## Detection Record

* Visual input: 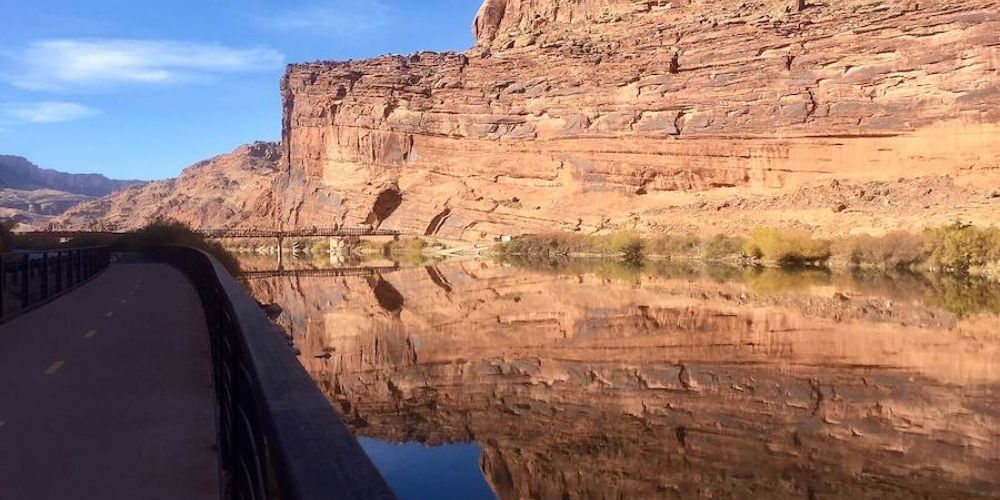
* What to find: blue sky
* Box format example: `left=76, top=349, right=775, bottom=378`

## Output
left=0, top=0, right=480, bottom=180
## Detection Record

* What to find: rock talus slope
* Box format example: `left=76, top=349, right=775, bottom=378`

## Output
left=275, top=0, right=1000, bottom=240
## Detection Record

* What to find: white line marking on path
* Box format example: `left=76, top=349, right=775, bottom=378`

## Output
left=45, top=361, right=65, bottom=375
left=84, top=330, right=97, bottom=339
left=120, top=299, right=127, bottom=305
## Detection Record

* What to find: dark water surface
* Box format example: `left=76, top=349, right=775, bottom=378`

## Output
left=240, top=256, right=1000, bottom=499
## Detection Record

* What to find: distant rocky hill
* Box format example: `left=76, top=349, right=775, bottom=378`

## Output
left=0, top=155, right=144, bottom=225
left=53, top=142, right=281, bottom=231
left=0, top=155, right=141, bottom=197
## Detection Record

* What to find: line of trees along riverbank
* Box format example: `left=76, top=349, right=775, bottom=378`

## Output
left=495, top=222, right=1000, bottom=278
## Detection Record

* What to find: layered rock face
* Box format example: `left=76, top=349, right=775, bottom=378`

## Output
left=0, top=155, right=141, bottom=197
left=0, top=155, right=144, bottom=225
left=245, top=263, right=1000, bottom=499
left=276, top=0, right=1000, bottom=240
left=54, top=142, right=280, bottom=230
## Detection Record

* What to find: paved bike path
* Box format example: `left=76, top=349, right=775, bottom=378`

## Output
left=0, top=259, right=218, bottom=500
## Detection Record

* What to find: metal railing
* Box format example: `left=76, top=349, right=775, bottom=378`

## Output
left=151, top=246, right=395, bottom=500
left=0, top=247, right=111, bottom=322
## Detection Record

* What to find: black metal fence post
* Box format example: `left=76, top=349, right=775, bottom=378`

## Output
left=0, top=254, right=5, bottom=317
left=1, top=247, right=112, bottom=323
left=70, top=250, right=77, bottom=287
left=54, top=251, right=63, bottom=295
left=20, top=254, right=29, bottom=308
left=40, top=253, right=49, bottom=301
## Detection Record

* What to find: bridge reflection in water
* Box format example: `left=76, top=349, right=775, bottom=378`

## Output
left=243, top=260, right=1000, bottom=499
left=240, top=265, right=402, bottom=281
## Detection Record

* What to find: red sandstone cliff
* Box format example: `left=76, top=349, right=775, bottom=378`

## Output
left=54, top=0, right=1000, bottom=238
left=54, top=142, right=280, bottom=230
left=274, top=0, right=1000, bottom=240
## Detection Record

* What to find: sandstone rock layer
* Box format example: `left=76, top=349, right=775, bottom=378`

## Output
left=276, top=0, right=1000, bottom=240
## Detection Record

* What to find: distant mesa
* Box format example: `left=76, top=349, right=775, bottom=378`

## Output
left=0, top=155, right=145, bottom=226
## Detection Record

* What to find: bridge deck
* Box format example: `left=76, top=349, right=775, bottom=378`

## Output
left=0, top=257, right=218, bottom=500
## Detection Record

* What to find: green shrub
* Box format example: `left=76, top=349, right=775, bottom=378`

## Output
left=835, top=231, right=926, bottom=270
left=922, top=222, right=1000, bottom=273
left=597, top=230, right=644, bottom=263
left=497, top=231, right=643, bottom=262
left=386, top=237, right=428, bottom=256
left=703, top=234, right=746, bottom=260
left=119, top=219, right=241, bottom=275
left=743, top=227, right=831, bottom=266
left=647, top=233, right=701, bottom=257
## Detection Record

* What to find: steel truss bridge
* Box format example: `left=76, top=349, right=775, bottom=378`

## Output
left=20, top=227, right=402, bottom=240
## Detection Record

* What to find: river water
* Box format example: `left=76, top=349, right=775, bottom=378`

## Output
left=238, top=255, right=1000, bottom=499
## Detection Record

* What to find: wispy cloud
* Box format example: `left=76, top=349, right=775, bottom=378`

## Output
left=9, top=39, right=285, bottom=91
left=263, top=1, right=396, bottom=36
left=2, top=101, right=100, bottom=124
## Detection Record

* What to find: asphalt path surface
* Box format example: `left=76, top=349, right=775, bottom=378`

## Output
left=0, top=258, right=218, bottom=499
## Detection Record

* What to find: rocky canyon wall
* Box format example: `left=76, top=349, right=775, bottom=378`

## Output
left=54, top=142, right=280, bottom=230
left=276, top=0, right=1000, bottom=240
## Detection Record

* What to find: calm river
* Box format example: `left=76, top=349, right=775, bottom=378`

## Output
left=238, top=255, right=999, bottom=499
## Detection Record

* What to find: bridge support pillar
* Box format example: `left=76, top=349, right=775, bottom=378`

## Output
left=277, top=236, right=284, bottom=271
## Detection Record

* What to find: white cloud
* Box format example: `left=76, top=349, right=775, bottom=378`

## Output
left=3, top=101, right=100, bottom=124
left=265, top=1, right=396, bottom=35
left=10, top=39, right=285, bottom=91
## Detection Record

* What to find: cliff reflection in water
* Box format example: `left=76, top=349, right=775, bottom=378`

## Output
left=242, top=259, right=1000, bottom=499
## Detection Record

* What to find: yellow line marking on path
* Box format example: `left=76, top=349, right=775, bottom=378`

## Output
left=45, top=361, right=66, bottom=375
left=84, top=330, right=97, bottom=339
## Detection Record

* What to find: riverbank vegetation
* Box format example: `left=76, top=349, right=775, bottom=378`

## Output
left=0, top=219, right=241, bottom=274
left=116, top=220, right=242, bottom=274
left=495, top=222, right=1000, bottom=278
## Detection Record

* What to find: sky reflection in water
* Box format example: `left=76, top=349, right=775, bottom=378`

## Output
left=359, top=438, right=496, bottom=500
